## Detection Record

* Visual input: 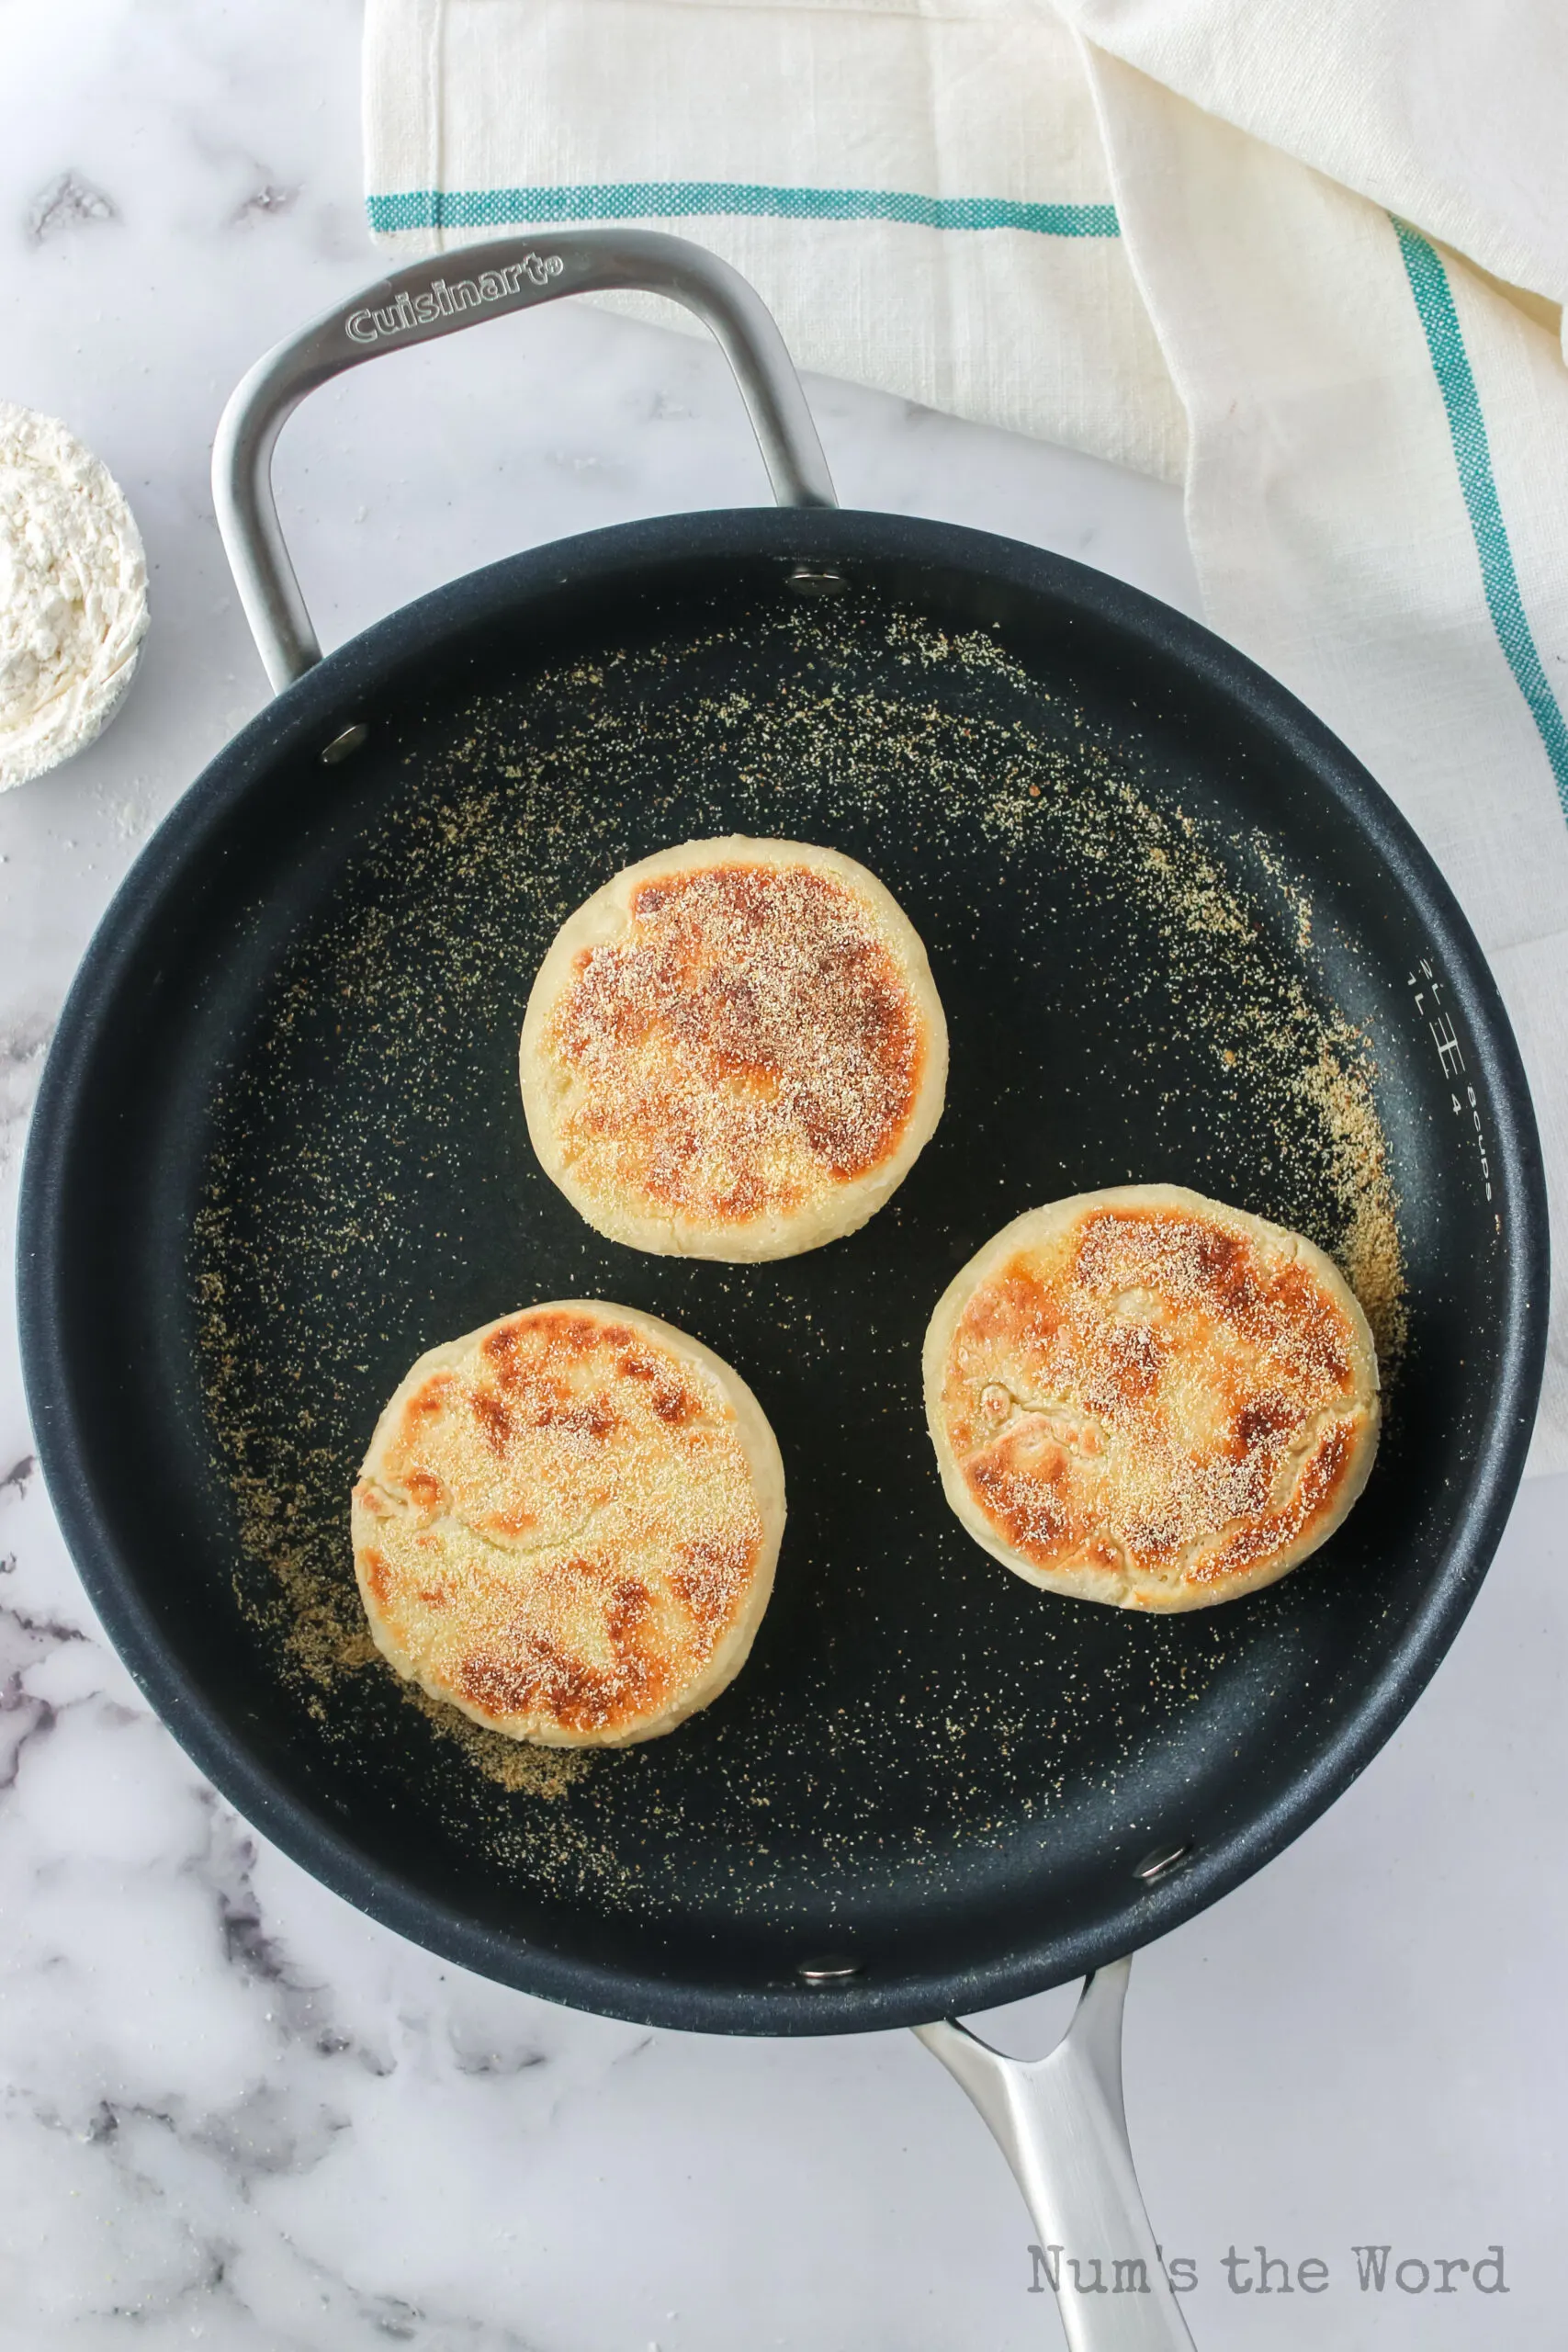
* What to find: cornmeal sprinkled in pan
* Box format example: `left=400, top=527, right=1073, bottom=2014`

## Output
left=191, top=591, right=1404, bottom=1915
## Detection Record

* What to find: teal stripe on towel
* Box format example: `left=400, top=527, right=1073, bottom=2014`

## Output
left=366, top=183, right=1120, bottom=237
left=1392, top=216, right=1568, bottom=817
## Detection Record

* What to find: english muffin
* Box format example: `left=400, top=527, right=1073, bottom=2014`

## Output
left=924, top=1185, right=1380, bottom=1611
left=352, top=1303, right=784, bottom=1745
left=520, top=837, right=947, bottom=1260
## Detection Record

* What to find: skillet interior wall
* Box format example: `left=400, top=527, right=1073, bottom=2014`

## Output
left=52, top=537, right=1513, bottom=2019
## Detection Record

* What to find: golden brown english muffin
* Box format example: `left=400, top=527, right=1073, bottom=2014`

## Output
left=352, top=1303, right=784, bottom=1745
left=924, top=1184, right=1380, bottom=1611
left=519, top=837, right=947, bottom=1260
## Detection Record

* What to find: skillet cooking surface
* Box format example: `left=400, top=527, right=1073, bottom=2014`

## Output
left=21, top=514, right=1545, bottom=2030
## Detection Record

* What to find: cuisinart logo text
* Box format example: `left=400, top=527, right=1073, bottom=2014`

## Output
left=345, top=254, right=565, bottom=345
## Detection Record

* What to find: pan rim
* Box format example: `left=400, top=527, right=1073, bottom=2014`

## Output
left=17, top=505, right=1551, bottom=2033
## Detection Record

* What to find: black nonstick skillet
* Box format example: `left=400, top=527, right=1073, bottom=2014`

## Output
left=17, top=232, right=1547, bottom=2351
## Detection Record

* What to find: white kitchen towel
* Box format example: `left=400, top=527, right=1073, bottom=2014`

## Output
left=363, top=0, right=1568, bottom=1474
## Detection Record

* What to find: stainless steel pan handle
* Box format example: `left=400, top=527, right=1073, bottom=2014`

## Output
left=917, top=1960, right=1195, bottom=2350
left=212, top=229, right=838, bottom=693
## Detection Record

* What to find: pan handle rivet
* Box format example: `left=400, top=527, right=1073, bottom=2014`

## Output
left=321, top=721, right=369, bottom=765
left=785, top=563, right=847, bottom=598
left=1134, top=1841, right=1193, bottom=1884
left=795, top=1953, right=863, bottom=1985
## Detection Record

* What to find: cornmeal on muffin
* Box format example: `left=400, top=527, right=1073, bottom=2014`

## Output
left=519, top=837, right=947, bottom=1260
left=353, top=1302, right=784, bottom=1745
left=924, top=1184, right=1379, bottom=1611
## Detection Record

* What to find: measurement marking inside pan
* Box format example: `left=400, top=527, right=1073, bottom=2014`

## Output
left=191, top=593, right=1408, bottom=1924
left=1408, top=956, right=1497, bottom=1214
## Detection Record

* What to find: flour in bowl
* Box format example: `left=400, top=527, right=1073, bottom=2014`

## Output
left=0, top=402, right=149, bottom=792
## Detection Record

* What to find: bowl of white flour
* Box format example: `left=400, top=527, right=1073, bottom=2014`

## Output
left=0, top=401, right=150, bottom=793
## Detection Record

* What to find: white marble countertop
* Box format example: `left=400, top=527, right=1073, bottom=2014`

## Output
left=3, top=7, right=1565, bottom=2347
